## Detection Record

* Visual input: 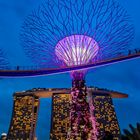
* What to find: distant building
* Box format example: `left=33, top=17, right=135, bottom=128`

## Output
left=7, top=88, right=127, bottom=140
left=50, top=91, right=121, bottom=140
left=7, top=92, right=39, bottom=140
left=93, top=93, right=120, bottom=139
left=50, top=93, right=70, bottom=140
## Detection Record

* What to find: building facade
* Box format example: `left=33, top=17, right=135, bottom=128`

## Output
left=7, top=88, right=127, bottom=140
left=7, top=92, right=40, bottom=140
left=50, top=91, right=121, bottom=140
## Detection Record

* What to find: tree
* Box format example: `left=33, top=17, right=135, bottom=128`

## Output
left=121, top=123, right=140, bottom=140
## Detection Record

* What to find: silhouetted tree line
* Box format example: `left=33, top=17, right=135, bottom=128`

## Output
left=121, top=123, right=140, bottom=140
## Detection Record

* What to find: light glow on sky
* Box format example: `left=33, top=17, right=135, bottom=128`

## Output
left=55, top=35, right=99, bottom=66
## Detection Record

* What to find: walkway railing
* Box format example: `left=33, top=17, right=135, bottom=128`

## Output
left=0, top=49, right=140, bottom=77
left=0, top=49, right=140, bottom=71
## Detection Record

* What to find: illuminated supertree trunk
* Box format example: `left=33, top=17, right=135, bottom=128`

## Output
left=87, top=89, right=98, bottom=140
left=67, top=72, right=98, bottom=140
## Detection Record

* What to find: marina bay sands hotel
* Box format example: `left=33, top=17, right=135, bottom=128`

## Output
left=6, top=87, right=127, bottom=140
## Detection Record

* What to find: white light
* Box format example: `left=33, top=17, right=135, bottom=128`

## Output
left=55, top=35, right=99, bottom=66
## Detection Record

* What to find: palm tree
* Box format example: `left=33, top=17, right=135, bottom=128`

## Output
left=121, top=123, right=140, bottom=140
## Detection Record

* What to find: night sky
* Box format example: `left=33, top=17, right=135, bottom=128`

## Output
left=0, top=0, right=140, bottom=139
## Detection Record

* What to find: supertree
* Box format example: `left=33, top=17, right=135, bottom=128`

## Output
left=20, top=0, right=134, bottom=139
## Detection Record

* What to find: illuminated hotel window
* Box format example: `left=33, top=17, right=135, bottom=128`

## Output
left=7, top=93, right=39, bottom=140
left=50, top=92, right=120, bottom=140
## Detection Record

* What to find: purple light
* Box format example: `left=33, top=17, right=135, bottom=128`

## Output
left=19, top=0, right=135, bottom=139
left=55, top=35, right=99, bottom=66
left=21, top=0, right=134, bottom=69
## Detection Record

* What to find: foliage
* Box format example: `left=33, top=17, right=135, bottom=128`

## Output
left=121, top=123, right=140, bottom=140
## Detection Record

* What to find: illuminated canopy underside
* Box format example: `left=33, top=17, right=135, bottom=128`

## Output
left=55, top=35, right=99, bottom=66
left=20, top=0, right=134, bottom=68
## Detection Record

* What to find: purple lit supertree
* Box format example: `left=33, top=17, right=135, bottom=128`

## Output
left=20, top=0, right=134, bottom=139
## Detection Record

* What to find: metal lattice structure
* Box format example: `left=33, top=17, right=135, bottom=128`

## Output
left=20, top=0, right=134, bottom=68
left=20, top=0, right=134, bottom=139
left=0, top=49, right=9, bottom=69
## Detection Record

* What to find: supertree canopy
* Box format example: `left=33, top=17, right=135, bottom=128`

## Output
left=0, top=49, right=9, bottom=69
left=21, top=0, right=134, bottom=70
left=20, top=0, right=134, bottom=139
left=55, top=35, right=99, bottom=66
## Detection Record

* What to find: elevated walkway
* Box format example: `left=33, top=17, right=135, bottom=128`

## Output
left=0, top=51, right=140, bottom=77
